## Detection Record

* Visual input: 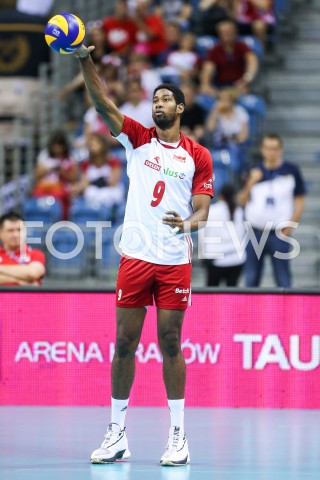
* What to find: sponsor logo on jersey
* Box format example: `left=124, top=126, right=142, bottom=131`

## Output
left=175, top=288, right=190, bottom=294
left=173, top=153, right=186, bottom=163
left=203, top=178, right=213, bottom=189
left=154, top=156, right=161, bottom=164
left=144, top=159, right=161, bottom=171
left=164, top=167, right=185, bottom=179
left=182, top=296, right=188, bottom=302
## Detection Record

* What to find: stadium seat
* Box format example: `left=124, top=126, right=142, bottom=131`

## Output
left=238, top=94, right=267, bottom=140
left=46, top=227, right=89, bottom=278
left=211, top=148, right=234, bottom=195
left=196, top=35, right=263, bottom=60
left=196, top=35, right=217, bottom=60
left=195, top=94, right=216, bottom=113
left=94, top=227, right=121, bottom=279
left=69, top=196, right=112, bottom=225
left=240, top=36, right=264, bottom=59
left=22, top=196, right=63, bottom=225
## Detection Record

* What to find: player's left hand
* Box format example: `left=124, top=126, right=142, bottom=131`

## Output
left=162, top=211, right=184, bottom=233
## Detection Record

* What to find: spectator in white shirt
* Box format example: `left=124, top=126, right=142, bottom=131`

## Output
left=199, top=183, right=246, bottom=286
left=120, top=79, right=154, bottom=127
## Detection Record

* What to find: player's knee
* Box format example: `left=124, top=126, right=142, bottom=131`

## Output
left=159, top=330, right=180, bottom=357
left=115, top=334, right=137, bottom=358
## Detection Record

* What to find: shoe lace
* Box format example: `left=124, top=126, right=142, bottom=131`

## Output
left=166, top=427, right=180, bottom=452
left=101, top=423, right=120, bottom=448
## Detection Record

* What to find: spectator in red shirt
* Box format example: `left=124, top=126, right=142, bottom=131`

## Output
left=32, top=131, right=79, bottom=220
left=199, top=19, right=259, bottom=96
left=0, top=211, right=46, bottom=286
left=102, top=0, right=138, bottom=59
left=71, top=133, right=125, bottom=210
left=131, top=0, right=168, bottom=64
left=235, top=0, right=276, bottom=50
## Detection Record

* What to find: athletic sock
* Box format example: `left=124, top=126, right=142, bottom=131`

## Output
left=111, top=397, right=129, bottom=429
left=168, top=399, right=185, bottom=433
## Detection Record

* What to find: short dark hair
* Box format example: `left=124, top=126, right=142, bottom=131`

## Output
left=47, top=130, right=70, bottom=157
left=153, top=83, right=186, bottom=107
left=0, top=211, right=24, bottom=229
left=216, top=19, right=238, bottom=31
left=261, top=133, right=283, bottom=146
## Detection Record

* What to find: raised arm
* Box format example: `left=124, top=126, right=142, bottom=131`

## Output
left=73, top=45, right=125, bottom=136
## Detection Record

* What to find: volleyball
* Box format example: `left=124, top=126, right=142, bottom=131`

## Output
left=45, top=13, right=85, bottom=54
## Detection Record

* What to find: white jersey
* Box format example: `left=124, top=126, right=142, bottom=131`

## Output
left=115, top=116, right=213, bottom=265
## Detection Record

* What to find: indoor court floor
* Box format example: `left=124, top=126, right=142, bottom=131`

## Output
left=0, top=407, right=319, bottom=480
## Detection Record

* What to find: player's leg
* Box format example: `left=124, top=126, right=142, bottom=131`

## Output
left=91, top=257, right=154, bottom=464
left=155, top=263, right=191, bottom=466
left=158, top=308, right=186, bottom=400
left=112, top=306, right=147, bottom=400
left=157, top=308, right=190, bottom=466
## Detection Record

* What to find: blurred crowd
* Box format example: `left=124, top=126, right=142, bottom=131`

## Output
left=1, top=0, right=306, bottom=289
left=33, top=0, right=274, bottom=219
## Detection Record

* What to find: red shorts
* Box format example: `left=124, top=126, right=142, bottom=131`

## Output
left=116, top=257, right=192, bottom=310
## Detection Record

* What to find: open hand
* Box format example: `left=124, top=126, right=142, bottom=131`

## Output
left=73, top=44, right=95, bottom=59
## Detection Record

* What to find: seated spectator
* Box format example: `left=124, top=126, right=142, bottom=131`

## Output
left=72, top=82, right=122, bottom=163
left=102, top=0, right=138, bottom=60
left=180, top=82, right=207, bottom=142
left=199, top=19, right=259, bottom=96
left=72, top=133, right=125, bottom=211
left=199, top=184, right=246, bottom=286
left=98, top=55, right=126, bottom=105
left=0, top=211, right=46, bottom=286
left=234, top=0, right=276, bottom=50
left=120, top=79, right=154, bottom=127
left=79, top=91, right=112, bottom=142
left=32, top=131, right=78, bottom=219
left=59, top=22, right=112, bottom=100
left=153, top=0, right=193, bottom=30
left=154, top=20, right=182, bottom=66
left=131, top=0, right=168, bottom=64
left=126, top=52, right=163, bottom=100
left=204, top=87, right=249, bottom=171
left=159, top=32, right=201, bottom=84
left=194, top=0, right=234, bottom=36
left=72, top=55, right=126, bottom=158
left=205, top=88, right=249, bottom=145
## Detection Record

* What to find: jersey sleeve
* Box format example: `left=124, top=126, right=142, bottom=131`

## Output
left=292, top=165, right=306, bottom=196
left=192, top=146, right=214, bottom=198
left=207, top=45, right=219, bottom=63
left=239, top=41, right=251, bottom=55
left=115, top=115, right=152, bottom=150
left=29, top=249, right=46, bottom=266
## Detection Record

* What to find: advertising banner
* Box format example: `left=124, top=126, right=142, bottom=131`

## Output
left=0, top=292, right=319, bottom=407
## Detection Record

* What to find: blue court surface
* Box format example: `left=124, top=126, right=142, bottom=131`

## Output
left=0, top=407, right=319, bottom=480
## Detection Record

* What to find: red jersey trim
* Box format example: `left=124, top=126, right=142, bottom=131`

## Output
left=120, top=116, right=213, bottom=198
